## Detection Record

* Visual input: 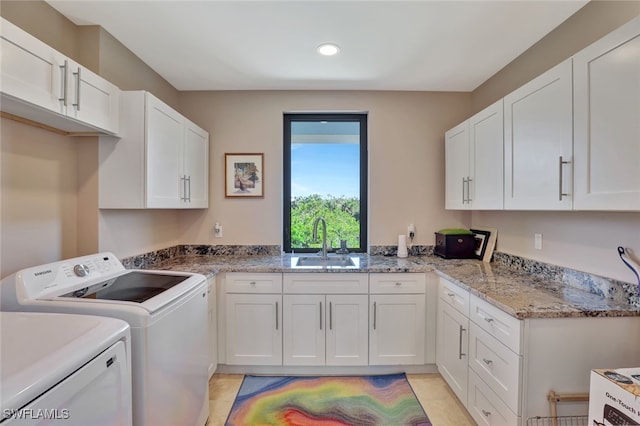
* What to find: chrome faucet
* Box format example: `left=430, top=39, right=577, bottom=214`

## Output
left=312, top=217, right=328, bottom=258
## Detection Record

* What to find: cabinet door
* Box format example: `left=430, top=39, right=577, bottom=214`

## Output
left=370, top=294, right=425, bottom=365
left=470, top=99, right=504, bottom=209
left=325, top=295, right=368, bottom=366
left=445, top=120, right=470, bottom=210
left=207, top=277, right=217, bottom=378
left=283, top=294, right=325, bottom=366
left=573, top=16, right=640, bottom=211
left=0, top=17, right=65, bottom=115
left=225, top=294, right=282, bottom=365
left=145, top=95, right=183, bottom=208
left=437, top=299, right=469, bottom=406
left=183, top=120, right=209, bottom=208
left=504, top=59, right=573, bottom=210
left=65, top=60, right=119, bottom=135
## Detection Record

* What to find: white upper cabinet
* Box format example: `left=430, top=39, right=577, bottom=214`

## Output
left=64, top=58, right=120, bottom=135
left=445, top=121, right=470, bottom=210
left=445, top=100, right=504, bottom=210
left=0, top=17, right=119, bottom=135
left=504, top=58, right=573, bottom=210
left=469, top=100, right=504, bottom=209
left=183, top=120, right=210, bottom=208
left=573, top=16, right=640, bottom=211
left=99, top=91, right=209, bottom=209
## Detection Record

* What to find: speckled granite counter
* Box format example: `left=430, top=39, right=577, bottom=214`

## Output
left=146, top=252, right=639, bottom=320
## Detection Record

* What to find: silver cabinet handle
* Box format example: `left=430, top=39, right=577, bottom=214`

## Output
left=559, top=156, right=571, bottom=200
left=181, top=176, right=187, bottom=202
left=483, top=358, right=493, bottom=365
left=319, top=301, right=323, bottom=330
left=482, top=410, right=491, bottom=417
left=462, top=177, right=467, bottom=204
left=72, top=68, right=81, bottom=110
left=447, top=292, right=455, bottom=297
left=458, top=325, right=466, bottom=359
left=467, top=177, right=472, bottom=202
left=186, top=175, right=191, bottom=202
left=329, top=302, right=333, bottom=330
left=484, top=317, right=494, bottom=323
left=373, top=301, right=377, bottom=330
left=275, top=301, right=279, bottom=330
left=59, top=60, right=68, bottom=105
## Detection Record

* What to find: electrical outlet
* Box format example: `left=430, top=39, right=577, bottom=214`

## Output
left=534, top=233, right=543, bottom=250
left=214, top=223, right=223, bottom=238
left=408, top=224, right=416, bottom=240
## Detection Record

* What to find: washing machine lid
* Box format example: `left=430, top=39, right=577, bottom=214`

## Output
left=0, top=312, right=129, bottom=414
left=58, top=271, right=190, bottom=303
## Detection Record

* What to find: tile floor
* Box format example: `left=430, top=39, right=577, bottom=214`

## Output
left=207, top=373, right=475, bottom=426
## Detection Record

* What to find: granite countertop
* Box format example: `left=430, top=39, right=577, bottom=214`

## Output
left=150, top=253, right=640, bottom=320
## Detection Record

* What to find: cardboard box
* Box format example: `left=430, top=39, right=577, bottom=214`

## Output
left=588, top=368, right=640, bottom=425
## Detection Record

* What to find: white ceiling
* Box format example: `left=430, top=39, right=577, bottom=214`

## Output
left=46, top=0, right=589, bottom=92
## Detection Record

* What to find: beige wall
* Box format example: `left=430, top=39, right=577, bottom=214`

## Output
left=0, top=119, right=79, bottom=277
left=469, top=1, right=640, bottom=283
left=176, top=91, right=471, bottom=248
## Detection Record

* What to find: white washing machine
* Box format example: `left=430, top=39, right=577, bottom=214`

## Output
left=1, top=311, right=132, bottom=425
left=1, top=253, right=209, bottom=426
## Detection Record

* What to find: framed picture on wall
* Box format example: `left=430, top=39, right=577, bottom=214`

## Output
left=225, top=153, right=264, bottom=198
left=470, top=227, right=498, bottom=262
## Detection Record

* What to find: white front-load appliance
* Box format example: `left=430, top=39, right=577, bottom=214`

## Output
left=1, top=311, right=132, bottom=425
left=0, top=252, right=209, bottom=426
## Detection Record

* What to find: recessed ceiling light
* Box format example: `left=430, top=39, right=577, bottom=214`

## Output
left=317, top=43, right=340, bottom=56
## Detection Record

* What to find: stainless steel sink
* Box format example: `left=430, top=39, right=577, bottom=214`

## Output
left=293, top=256, right=356, bottom=268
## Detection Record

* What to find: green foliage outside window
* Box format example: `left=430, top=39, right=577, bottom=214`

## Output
left=290, top=194, right=360, bottom=250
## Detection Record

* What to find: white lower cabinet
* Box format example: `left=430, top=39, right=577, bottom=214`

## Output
left=281, top=294, right=370, bottom=366
left=438, top=277, right=640, bottom=425
left=437, top=294, right=469, bottom=405
left=369, top=273, right=426, bottom=365
left=224, top=272, right=433, bottom=369
left=468, top=369, right=519, bottom=426
left=282, top=274, right=368, bottom=366
left=225, top=273, right=283, bottom=366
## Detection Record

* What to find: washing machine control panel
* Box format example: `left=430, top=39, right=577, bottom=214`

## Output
left=17, top=252, right=126, bottom=299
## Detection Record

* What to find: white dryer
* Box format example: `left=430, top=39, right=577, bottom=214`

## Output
left=1, top=311, right=132, bottom=425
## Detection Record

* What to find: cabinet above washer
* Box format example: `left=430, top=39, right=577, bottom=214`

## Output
left=99, top=91, right=209, bottom=209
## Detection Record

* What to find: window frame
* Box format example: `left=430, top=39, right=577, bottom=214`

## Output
left=283, top=113, right=368, bottom=253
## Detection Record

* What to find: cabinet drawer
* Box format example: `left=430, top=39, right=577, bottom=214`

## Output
left=439, top=277, right=470, bottom=316
left=468, top=369, right=520, bottom=426
left=370, top=273, right=426, bottom=294
left=470, top=294, right=522, bottom=354
left=283, top=273, right=368, bottom=294
left=225, top=273, right=282, bottom=294
left=469, top=322, right=522, bottom=414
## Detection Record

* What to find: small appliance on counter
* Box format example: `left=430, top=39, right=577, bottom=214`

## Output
left=588, top=367, right=640, bottom=425
left=434, top=228, right=475, bottom=259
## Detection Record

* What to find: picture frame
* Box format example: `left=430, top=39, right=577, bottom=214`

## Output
left=470, top=227, right=498, bottom=262
left=225, top=153, right=264, bottom=198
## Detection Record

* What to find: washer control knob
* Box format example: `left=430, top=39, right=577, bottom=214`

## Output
left=73, top=264, right=90, bottom=277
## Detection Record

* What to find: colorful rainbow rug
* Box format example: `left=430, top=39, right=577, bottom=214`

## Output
left=225, top=373, right=431, bottom=426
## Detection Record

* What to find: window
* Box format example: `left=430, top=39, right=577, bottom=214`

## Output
left=283, top=113, right=368, bottom=253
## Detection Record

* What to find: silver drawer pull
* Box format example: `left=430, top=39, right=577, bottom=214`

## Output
left=484, top=317, right=494, bottom=323
left=249, top=281, right=256, bottom=285
left=482, top=410, right=491, bottom=417
left=447, top=292, right=455, bottom=297
left=395, top=282, right=402, bottom=286
left=482, top=358, right=493, bottom=365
